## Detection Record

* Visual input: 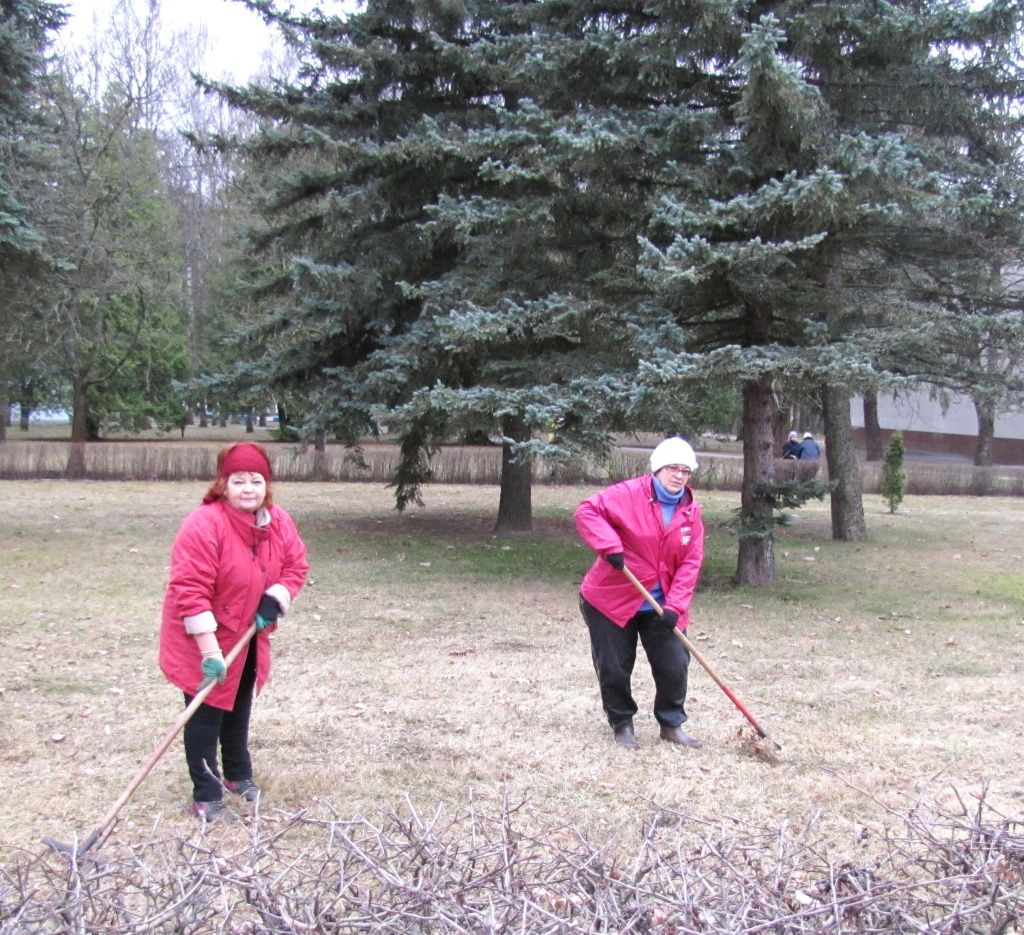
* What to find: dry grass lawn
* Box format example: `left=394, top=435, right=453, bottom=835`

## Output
left=1, top=478, right=1022, bottom=864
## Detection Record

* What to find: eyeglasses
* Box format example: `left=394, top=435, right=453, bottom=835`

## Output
left=661, top=465, right=692, bottom=476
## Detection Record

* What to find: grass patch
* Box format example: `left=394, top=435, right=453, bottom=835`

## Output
left=351, top=532, right=588, bottom=584
left=979, top=571, right=1024, bottom=605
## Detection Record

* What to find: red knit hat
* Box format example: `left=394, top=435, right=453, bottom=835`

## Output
left=217, top=443, right=272, bottom=480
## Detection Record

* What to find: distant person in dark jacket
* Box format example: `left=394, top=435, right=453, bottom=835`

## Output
left=782, top=431, right=801, bottom=459
left=798, top=432, right=820, bottom=460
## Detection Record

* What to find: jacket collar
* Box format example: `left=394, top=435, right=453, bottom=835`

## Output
left=218, top=499, right=271, bottom=547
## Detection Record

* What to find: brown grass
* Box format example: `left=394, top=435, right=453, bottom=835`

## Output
left=1, top=479, right=1022, bottom=872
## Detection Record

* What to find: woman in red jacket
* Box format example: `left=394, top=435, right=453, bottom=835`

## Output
left=574, top=437, right=704, bottom=750
left=159, top=442, right=309, bottom=821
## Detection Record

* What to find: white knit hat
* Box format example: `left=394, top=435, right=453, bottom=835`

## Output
left=650, top=437, right=698, bottom=473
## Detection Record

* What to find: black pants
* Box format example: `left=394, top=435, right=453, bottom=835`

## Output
left=182, top=638, right=257, bottom=803
left=581, top=597, right=690, bottom=730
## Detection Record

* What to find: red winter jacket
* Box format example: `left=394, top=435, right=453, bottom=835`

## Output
left=159, top=500, right=309, bottom=710
left=575, top=474, right=704, bottom=629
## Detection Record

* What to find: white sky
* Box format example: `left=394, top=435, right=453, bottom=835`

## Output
left=60, top=0, right=345, bottom=82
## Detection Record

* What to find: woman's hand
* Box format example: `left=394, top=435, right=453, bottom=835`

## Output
left=255, top=593, right=282, bottom=631
left=199, top=650, right=226, bottom=688
left=605, top=552, right=625, bottom=571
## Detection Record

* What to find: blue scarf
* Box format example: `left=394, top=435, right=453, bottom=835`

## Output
left=652, top=474, right=684, bottom=525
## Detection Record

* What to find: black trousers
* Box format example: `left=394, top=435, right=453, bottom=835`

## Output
left=580, top=597, right=690, bottom=730
left=181, top=637, right=257, bottom=802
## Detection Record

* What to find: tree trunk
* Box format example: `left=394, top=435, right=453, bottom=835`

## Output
left=823, top=385, right=866, bottom=541
left=313, top=430, right=330, bottom=480
left=771, top=389, right=790, bottom=454
left=18, top=385, right=31, bottom=430
left=863, top=390, right=884, bottom=461
left=67, top=380, right=90, bottom=478
left=245, top=408, right=255, bottom=433
left=0, top=347, right=8, bottom=441
left=70, top=380, right=89, bottom=443
left=736, top=376, right=776, bottom=585
left=494, top=413, right=533, bottom=533
left=973, top=397, right=994, bottom=467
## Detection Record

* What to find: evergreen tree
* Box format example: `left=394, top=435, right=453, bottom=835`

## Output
left=369, top=0, right=734, bottom=527
left=0, top=0, right=64, bottom=259
left=638, top=0, right=1024, bottom=582
left=0, top=0, right=66, bottom=438
left=210, top=0, right=736, bottom=528
left=881, top=431, right=906, bottom=514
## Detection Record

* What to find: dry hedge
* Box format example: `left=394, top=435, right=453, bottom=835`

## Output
left=3, top=786, right=1020, bottom=934
left=3, top=440, right=1024, bottom=496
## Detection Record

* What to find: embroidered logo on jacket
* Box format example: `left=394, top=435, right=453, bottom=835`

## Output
left=680, top=526, right=692, bottom=545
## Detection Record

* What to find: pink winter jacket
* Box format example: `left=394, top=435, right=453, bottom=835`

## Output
left=575, top=474, right=704, bottom=629
left=159, top=499, right=309, bottom=710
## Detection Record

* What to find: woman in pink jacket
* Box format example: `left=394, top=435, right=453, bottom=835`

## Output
left=159, top=442, right=309, bottom=821
left=575, top=437, right=704, bottom=750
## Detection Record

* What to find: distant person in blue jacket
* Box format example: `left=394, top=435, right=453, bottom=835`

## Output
left=782, top=431, right=801, bottom=459
left=798, top=432, right=820, bottom=460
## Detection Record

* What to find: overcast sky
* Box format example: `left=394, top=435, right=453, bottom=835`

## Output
left=59, top=0, right=335, bottom=82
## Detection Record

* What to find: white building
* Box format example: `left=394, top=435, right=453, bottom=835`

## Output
left=850, top=392, right=1024, bottom=464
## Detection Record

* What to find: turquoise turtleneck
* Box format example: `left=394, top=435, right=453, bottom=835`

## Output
left=641, top=474, right=687, bottom=610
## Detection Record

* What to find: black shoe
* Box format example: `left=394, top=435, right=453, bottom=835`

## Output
left=225, top=778, right=261, bottom=802
left=613, top=721, right=639, bottom=749
left=192, top=800, right=230, bottom=822
left=659, top=724, right=703, bottom=748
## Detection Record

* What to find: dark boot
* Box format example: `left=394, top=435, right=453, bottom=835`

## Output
left=225, top=778, right=260, bottom=803
left=613, top=720, right=639, bottom=749
left=192, top=800, right=233, bottom=823
left=659, top=724, right=703, bottom=748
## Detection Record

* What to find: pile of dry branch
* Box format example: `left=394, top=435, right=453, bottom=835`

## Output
left=2, top=788, right=1020, bottom=934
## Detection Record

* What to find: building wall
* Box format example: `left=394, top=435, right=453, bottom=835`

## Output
left=849, top=391, right=1024, bottom=464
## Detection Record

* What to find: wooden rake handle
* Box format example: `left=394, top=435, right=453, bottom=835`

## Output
left=74, top=623, right=259, bottom=858
left=620, top=565, right=780, bottom=749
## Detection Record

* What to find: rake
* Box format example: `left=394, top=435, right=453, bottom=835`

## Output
left=621, top=565, right=781, bottom=750
left=43, top=623, right=258, bottom=860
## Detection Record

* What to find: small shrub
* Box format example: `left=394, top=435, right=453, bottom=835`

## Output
left=881, top=432, right=906, bottom=513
